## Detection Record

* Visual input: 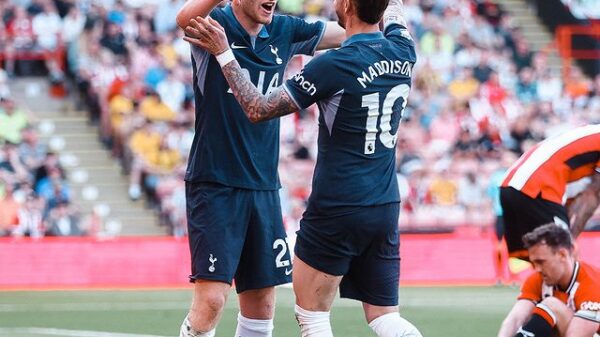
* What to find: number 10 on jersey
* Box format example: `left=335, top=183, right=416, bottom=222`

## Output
left=362, top=83, right=410, bottom=155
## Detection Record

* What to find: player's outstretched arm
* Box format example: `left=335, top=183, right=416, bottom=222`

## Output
left=497, top=300, right=535, bottom=337
left=316, top=22, right=346, bottom=50
left=383, top=0, right=408, bottom=28
left=176, top=0, right=224, bottom=30
left=184, top=17, right=298, bottom=122
left=568, top=174, right=600, bottom=237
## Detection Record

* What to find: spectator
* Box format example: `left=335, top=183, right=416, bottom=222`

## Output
left=0, top=182, right=20, bottom=236
left=45, top=201, right=84, bottom=236
left=0, top=99, right=29, bottom=144
left=12, top=194, right=44, bottom=238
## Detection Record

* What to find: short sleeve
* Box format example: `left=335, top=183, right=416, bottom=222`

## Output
left=208, top=6, right=226, bottom=24
left=384, top=23, right=417, bottom=62
left=283, top=52, right=338, bottom=110
left=574, top=281, right=600, bottom=324
left=518, top=273, right=543, bottom=303
left=284, top=16, right=326, bottom=56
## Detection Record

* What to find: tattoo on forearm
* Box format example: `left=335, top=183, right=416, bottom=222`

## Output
left=221, top=61, right=298, bottom=122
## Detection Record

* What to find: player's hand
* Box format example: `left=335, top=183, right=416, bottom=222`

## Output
left=184, top=16, right=230, bottom=56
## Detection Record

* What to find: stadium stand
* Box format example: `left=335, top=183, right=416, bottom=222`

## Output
left=0, top=0, right=599, bottom=239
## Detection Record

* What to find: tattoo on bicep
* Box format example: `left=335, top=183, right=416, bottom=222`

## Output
left=221, top=62, right=298, bottom=122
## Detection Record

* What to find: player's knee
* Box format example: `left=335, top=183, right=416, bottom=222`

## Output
left=539, top=297, right=572, bottom=326
left=189, top=291, right=227, bottom=330
left=368, top=312, right=423, bottom=337
left=202, top=292, right=227, bottom=315
left=294, top=304, right=333, bottom=337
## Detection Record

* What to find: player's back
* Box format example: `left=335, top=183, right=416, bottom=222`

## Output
left=502, top=124, right=600, bottom=204
left=286, top=24, right=416, bottom=215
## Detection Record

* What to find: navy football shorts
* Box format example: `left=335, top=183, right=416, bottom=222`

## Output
left=185, top=181, right=292, bottom=293
left=295, top=202, right=400, bottom=306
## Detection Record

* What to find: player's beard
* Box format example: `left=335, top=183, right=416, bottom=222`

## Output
left=335, top=0, right=347, bottom=28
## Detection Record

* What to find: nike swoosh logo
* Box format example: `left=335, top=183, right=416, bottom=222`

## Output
left=231, top=42, right=248, bottom=49
left=285, top=268, right=293, bottom=276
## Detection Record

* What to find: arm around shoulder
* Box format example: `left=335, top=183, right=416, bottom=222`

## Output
left=176, top=0, right=223, bottom=30
left=316, top=22, right=346, bottom=50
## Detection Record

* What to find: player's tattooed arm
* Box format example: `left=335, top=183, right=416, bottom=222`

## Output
left=184, top=16, right=298, bottom=122
left=221, top=61, right=298, bottom=122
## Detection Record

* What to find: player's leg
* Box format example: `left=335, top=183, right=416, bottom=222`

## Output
left=515, top=297, right=572, bottom=337
left=180, top=280, right=231, bottom=337
left=339, top=203, right=423, bottom=337
left=236, top=287, right=276, bottom=337
left=363, top=304, right=422, bottom=337
left=293, top=257, right=342, bottom=337
left=493, top=216, right=508, bottom=284
left=232, top=190, right=292, bottom=337
left=181, top=182, right=251, bottom=337
left=293, top=208, right=357, bottom=337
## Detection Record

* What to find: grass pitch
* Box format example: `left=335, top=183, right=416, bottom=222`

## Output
left=0, top=286, right=517, bottom=337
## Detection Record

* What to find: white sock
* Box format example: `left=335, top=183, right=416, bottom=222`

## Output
left=368, top=312, right=423, bottom=337
left=179, top=315, right=216, bottom=337
left=294, top=304, right=334, bottom=337
left=234, top=313, right=274, bottom=337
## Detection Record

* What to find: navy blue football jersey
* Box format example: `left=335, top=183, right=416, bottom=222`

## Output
left=185, top=5, right=325, bottom=190
left=284, top=24, right=417, bottom=213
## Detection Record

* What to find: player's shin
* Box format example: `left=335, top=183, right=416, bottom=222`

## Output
left=295, top=304, right=334, bottom=337
left=368, top=312, right=423, bottom=337
left=179, top=315, right=216, bottom=337
left=514, top=304, right=556, bottom=337
left=234, top=312, right=274, bottom=337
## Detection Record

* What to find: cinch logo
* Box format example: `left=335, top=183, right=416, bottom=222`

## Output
left=581, top=301, right=600, bottom=311
left=293, top=71, right=316, bottom=96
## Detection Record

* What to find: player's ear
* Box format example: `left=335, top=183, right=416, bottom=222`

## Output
left=558, top=247, right=570, bottom=260
left=344, top=0, right=352, bottom=16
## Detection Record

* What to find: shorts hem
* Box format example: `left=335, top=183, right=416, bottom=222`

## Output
left=189, top=274, right=233, bottom=285
left=340, top=292, right=398, bottom=307
left=295, top=250, right=346, bottom=277
left=235, top=276, right=292, bottom=294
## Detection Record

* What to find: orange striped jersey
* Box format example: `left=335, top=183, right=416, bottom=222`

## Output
left=502, top=124, right=600, bottom=205
left=518, top=261, right=600, bottom=331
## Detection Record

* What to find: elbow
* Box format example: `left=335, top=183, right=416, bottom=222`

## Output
left=247, top=108, right=268, bottom=123
left=248, top=115, right=263, bottom=124
left=176, top=14, right=188, bottom=30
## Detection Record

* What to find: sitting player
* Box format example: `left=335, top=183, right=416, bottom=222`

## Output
left=497, top=223, right=600, bottom=337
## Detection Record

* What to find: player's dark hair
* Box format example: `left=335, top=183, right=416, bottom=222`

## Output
left=353, top=0, right=390, bottom=24
left=522, top=223, right=574, bottom=252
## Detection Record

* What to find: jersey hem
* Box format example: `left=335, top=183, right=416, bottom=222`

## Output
left=184, top=176, right=281, bottom=191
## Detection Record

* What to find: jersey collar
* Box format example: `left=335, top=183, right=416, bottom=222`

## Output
left=224, top=4, right=270, bottom=39
left=341, top=31, right=384, bottom=48
left=564, top=261, right=580, bottom=293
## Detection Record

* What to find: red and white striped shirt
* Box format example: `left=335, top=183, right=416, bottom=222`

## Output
left=502, top=125, right=600, bottom=205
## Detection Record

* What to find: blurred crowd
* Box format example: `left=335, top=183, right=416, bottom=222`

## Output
left=0, top=97, right=93, bottom=237
left=0, top=0, right=599, bottom=238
